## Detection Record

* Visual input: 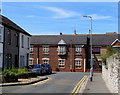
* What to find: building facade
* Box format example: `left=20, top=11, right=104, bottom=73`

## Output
left=0, top=15, right=31, bottom=69
left=19, top=33, right=30, bottom=68
left=30, top=33, right=120, bottom=72
left=0, top=24, right=4, bottom=69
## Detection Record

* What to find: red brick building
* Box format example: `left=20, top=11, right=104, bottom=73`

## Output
left=30, top=33, right=120, bottom=72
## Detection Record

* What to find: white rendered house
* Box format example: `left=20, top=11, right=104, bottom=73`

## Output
left=19, top=33, right=31, bottom=68
left=0, top=24, right=4, bottom=69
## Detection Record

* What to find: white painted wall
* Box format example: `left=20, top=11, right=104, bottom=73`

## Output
left=19, top=33, right=30, bottom=68
left=0, top=25, right=4, bottom=68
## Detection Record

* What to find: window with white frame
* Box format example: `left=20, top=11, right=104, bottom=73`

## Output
left=58, top=46, right=66, bottom=55
left=75, top=46, right=81, bottom=55
left=43, top=46, right=49, bottom=54
left=43, top=59, right=49, bottom=64
left=29, top=58, right=33, bottom=65
left=59, top=59, right=65, bottom=68
left=30, top=46, right=33, bottom=54
left=75, top=60, right=82, bottom=69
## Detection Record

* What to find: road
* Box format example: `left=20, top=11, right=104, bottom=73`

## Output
left=2, top=72, right=88, bottom=93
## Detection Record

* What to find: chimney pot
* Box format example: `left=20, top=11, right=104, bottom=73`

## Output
left=74, top=29, right=76, bottom=35
left=60, top=32, right=62, bottom=35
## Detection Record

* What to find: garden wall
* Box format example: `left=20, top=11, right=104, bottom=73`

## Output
left=102, top=53, right=120, bottom=93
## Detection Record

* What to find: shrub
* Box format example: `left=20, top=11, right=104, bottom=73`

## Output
left=2, top=67, right=29, bottom=76
left=17, top=68, right=29, bottom=75
left=2, top=67, right=18, bottom=76
left=101, top=46, right=118, bottom=64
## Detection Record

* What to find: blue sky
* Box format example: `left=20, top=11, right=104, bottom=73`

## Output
left=2, top=2, right=118, bottom=35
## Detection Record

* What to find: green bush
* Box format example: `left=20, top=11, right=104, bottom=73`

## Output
left=2, top=67, right=29, bottom=76
left=17, top=68, right=29, bottom=75
left=101, top=46, right=118, bottom=64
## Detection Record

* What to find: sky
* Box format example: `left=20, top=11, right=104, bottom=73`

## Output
left=1, top=2, right=118, bottom=35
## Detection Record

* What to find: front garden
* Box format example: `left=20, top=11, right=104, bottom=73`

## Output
left=0, top=67, right=37, bottom=83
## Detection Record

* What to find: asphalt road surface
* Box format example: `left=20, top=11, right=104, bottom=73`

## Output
left=2, top=72, right=89, bottom=93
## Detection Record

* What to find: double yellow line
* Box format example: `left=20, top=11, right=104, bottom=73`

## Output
left=70, top=75, right=88, bottom=95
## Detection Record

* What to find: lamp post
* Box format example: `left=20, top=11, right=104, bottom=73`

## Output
left=82, top=15, right=93, bottom=82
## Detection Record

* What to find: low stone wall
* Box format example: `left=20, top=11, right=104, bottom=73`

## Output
left=102, top=53, right=120, bottom=93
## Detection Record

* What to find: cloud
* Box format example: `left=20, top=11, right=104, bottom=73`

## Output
left=26, top=15, right=36, bottom=18
left=39, top=6, right=81, bottom=19
left=88, top=14, right=112, bottom=20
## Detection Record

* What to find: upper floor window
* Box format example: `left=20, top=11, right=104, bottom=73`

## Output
left=7, top=29, right=11, bottom=45
left=21, top=35, right=24, bottom=48
left=27, top=38, right=30, bottom=49
left=113, top=47, right=120, bottom=51
left=58, top=46, right=66, bottom=55
left=43, top=46, right=49, bottom=54
left=59, top=59, right=65, bottom=68
left=0, top=25, right=3, bottom=43
left=15, top=32, right=19, bottom=47
left=92, top=47, right=101, bottom=54
left=75, top=60, right=82, bottom=69
left=75, top=46, right=81, bottom=55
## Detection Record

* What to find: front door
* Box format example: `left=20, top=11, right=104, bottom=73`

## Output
left=15, top=55, right=19, bottom=68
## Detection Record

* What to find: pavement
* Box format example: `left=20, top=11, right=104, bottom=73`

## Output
left=81, top=73, right=111, bottom=93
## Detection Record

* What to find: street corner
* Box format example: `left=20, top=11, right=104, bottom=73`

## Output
left=1, top=76, right=49, bottom=87
left=31, top=77, right=52, bottom=86
left=71, top=75, right=88, bottom=95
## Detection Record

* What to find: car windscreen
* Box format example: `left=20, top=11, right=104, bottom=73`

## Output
left=33, top=65, right=41, bottom=68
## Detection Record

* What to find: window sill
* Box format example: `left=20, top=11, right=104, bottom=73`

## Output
left=43, top=53, right=49, bottom=55
left=59, top=67, right=65, bottom=69
left=75, top=53, right=82, bottom=55
left=75, top=68, right=82, bottom=69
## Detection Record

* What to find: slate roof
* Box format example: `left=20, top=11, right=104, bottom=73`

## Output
left=31, top=35, right=87, bottom=45
left=31, top=34, right=119, bottom=46
left=0, top=15, right=31, bottom=36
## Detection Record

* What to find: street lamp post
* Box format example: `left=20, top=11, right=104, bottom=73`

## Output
left=82, top=15, right=93, bottom=82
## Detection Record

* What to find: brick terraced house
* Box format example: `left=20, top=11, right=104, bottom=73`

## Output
left=30, top=32, right=120, bottom=72
left=0, top=15, right=31, bottom=70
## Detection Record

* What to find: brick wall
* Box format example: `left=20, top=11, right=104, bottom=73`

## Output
left=102, top=53, right=120, bottom=93
left=30, top=45, right=85, bottom=72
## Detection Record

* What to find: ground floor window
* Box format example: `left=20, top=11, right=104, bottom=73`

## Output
left=5, top=54, right=12, bottom=69
left=75, top=60, right=82, bottom=69
left=0, top=53, right=3, bottom=68
left=20, top=56, right=25, bottom=67
left=43, top=59, right=49, bottom=64
left=59, top=59, right=65, bottom=68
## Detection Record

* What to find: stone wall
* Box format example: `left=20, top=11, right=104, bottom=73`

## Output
left=102, top=53, right=120, bottom=93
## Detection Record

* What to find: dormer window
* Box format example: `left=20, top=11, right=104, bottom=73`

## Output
left=57, top=39, right=66, bottom=55
left=58, top=46, right=66, bottom=55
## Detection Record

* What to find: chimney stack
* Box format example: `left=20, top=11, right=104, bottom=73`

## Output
left=74, top=29, right=77, bottom=35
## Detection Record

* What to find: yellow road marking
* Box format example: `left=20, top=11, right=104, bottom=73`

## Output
left=70, top=75, right=88, bottom=95
left=32, top=78, right=52, bottom=85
